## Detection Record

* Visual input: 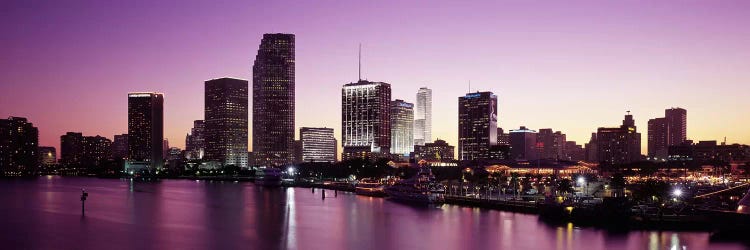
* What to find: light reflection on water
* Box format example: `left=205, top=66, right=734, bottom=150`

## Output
left=0, top=177, right=745, bottom=250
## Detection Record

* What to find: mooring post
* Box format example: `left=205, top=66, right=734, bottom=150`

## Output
left=322, top=189, right=326, bottom=200
left=80, top=188, right=88, bottom=216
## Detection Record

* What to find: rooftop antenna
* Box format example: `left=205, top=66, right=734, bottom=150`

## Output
left=358, top=43, right=362, bottom=81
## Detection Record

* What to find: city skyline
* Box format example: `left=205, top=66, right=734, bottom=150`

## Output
left=2, top=1, right=750, bottom=158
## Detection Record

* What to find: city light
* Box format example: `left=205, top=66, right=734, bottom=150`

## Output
left=673, top=188, right=683, bottom=197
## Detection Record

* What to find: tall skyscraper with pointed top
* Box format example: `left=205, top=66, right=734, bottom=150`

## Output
left=414, top=87, right=432, bottom=146
left=252, top=33, right=295, bottom=166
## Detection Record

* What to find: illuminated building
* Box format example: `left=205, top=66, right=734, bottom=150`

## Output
left=112, top=134, right=128, bottom=160
left=300, top=127, right=336, bottom=163
left=61, top=132, right=112, bottom=167
left=414, top=87, right=432, bottom=146
left=253, top=33, right=295, bottom=166
left=341, top=80, right=392, bottom=160
left=205, top=78, right=248, bottom=168
left=596, top=112, right=642, bottom=165
left=185, top=120, right=205, bottom=160
left=127, top=92, right=164, bottom=171
left=391, top=99, right=414, bottom=156
left=414, top=139, right=455, bottom=161
left=0, top=117, right=38, bottom=175
left=458, top=91, right=498, bottom=161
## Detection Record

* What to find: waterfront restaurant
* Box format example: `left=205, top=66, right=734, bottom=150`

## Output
left=483, top=160, right=598, bottom=177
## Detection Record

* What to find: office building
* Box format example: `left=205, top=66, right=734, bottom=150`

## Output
left=253, top=33, right=295, bottom=166
left=61, top=132, right=112, bottom=167
left=112, top=134, right=128, bottom=160
left=414, top=87, right=432, bottom=146
left=458, top=92, right=498, bottom=161
left=185, top=120, right=205, bottom=160
left=300, top=127, right=336, bottom=163
left=341, top=80, right=392, bottom=160
left=648, top=108, right=687, bottom=160
left=205, top=78, right=248, bottom=168
left=509, top=126, right=538, bottom=161
left=414, top=139, right=455, bottom=161
left=597, top=112, right=642, bottom=165
left=127, top=92, right=164, bottom=171
left=391, top=99, right=414, bottom=156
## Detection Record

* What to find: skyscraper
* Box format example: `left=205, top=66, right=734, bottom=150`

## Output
left=647, top=107, right=687, bottom=160
left=185, top=120, right=205, bottom=160
left=414, top=87, right=432, bottom=146
left=300, top=127, right=336, bottom=163
left=127, top=92, right=164, bottom=171
left=341, top=80, right=392, bottom=160
left=0, top=117, right=38, bottom=176
left=205, top=78, right=248, bottom=168
left=391, top=99, right=414, bottom=156
left=252, top=33, right=295, bottom=166
left=458, top=92, right=498, bottom=161
left=597, top=112, right=642, bottom=165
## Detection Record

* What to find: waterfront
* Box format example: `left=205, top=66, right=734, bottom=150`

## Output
left=0, top=177, right=746, bottom=250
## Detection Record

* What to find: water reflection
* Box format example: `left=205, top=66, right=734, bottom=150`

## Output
left=0, top=178, right=746, bottom=250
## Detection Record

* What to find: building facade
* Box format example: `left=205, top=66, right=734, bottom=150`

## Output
left=112, top=134, right=128, bottom=160
left=185, top=120, right=205, bottom=160
left=205, top=78, right=248, bottom=168
left=597, top=113, right=642, bottom=165
left=414, top=139, right=455, bottom=161
left=61, top=132, right=112, bottom=167
left=0, top=117, right=38, bottom=175
left=127, top=92, right=164, bottom=171
left=38, top=146, right=56, bottom=166
left=300, top=127, right=336, bottom=163
left=341, top=80, right=392, bottom=160
left=391, top=99, right=414, bottom=156
left=648, top=108, right=687, bottom=161
left=414, top=87, right=432, bottom=146
left=458, top=92, right=498, bottom=161
left=252, top=33, right=295, bottom=166
left=509, top=126, right=538, bottom=161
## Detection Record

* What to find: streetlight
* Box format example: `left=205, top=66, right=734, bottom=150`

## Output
left=577, top=176, right=586, bottom=196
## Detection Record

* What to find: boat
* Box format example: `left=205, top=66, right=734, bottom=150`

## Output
left=254, top=167, right=282, bottom=187
left=355, top=178, right=386, bottom=197
left=385, top=167, right=444, bottom=205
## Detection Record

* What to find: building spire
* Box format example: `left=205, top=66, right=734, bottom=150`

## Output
left=358, top=43, right=362, bottom=81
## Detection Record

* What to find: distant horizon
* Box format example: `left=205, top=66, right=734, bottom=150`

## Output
left=2, top=1, right=749, bottom=158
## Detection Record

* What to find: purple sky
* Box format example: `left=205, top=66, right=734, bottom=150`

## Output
left=2, top=0, right=749, bottom=157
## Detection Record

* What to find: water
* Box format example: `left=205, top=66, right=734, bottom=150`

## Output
left=0, top=177, right=745, bottom=250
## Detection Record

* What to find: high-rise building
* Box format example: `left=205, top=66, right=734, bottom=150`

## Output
left=127, top=92, right=164, bottom=171
left=391, top=99, right=414, bottom=156
left=458, top=92, right=498, bottom=161
left=38, top=146, right=56, bottom=166
left=0, top=117, right=38, bottom=175
left=597, top=113, right=642, bottom=165
left=185, top=120, right=205, bottom=160
left=537, top=129, right=565, bottom=160
left=562, top=141, right=585, bottom=162
left=112, top=134, right=128, bottom=160
left=414, top=139, right=455, bottom=162
left=497, top=128, right=510, bottom=146
left=205, top=77, right=248, bottom=168
left=61, top=132, right=111, bottom=167
left=300, top=127, right=336, bottom=163
left=414, top=87, right=432, bottom=146
left=647, top=108, right=687, bottom=161
left=252, top=33, right=295, bottom=166
left=585, top=133, right=598, bottom=162
left=342, top=80, right=392, bottom=160
left=647, top=117, right=668, bottom=160
left=509, top=126, right=538, bottom=160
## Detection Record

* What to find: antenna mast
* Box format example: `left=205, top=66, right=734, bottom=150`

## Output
left=358, top=43, right=362, bottom=81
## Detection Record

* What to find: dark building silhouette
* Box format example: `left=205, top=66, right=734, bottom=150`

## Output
left=562, top=141, right=585, bottom=162
left=509, top=126, right=538, bottom=160
left=342, top=80, right=392, bottom=160
left=584, top=133, right=598, bottom=162
left=458, top=92, right=498, bottom=161
left=127, top=92, right=164, bottom=171
left=38, top=146, right=56, bottom=166
left=0, top=117, right=38, bottom=175
left=648, top=108, right=687, bottom=160
left=497, top=128, right=509, bottom=146
left=597, top=113, right=642, bottom=165
left=205, top=78, right=248, bottom=168
left=300, top=127, right=336, bottom=163
left=253, top=33, right=295, bottom=166
left=537, top=128, right=566, bottom=160
left=185, top=120, right=205, bottom=160
left=112, top=134, right=128, bottom=160
left=61, top=132, right=112, bottom=167
left=414, top=139, right=455, bottom=161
